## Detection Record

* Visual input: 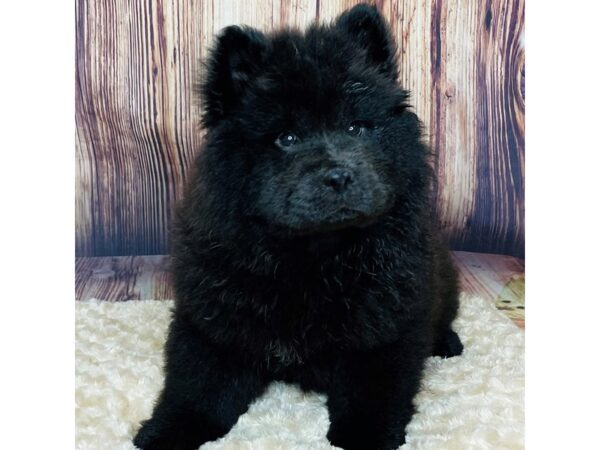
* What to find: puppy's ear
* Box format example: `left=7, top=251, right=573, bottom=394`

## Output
left=335, top=4, right=397, bottom=79
left=201, top=25, right=267, bottom=127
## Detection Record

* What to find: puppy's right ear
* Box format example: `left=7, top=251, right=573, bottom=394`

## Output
left=201, top=26, right=267, bottom=127
left=335, top=4, right=397, bottom=80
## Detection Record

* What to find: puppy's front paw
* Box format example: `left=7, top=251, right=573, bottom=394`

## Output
left=432, top=329, right=463, bottom=358
left=327, top=419, right=405, bottom=450
left=133, top=420, right=169, bottom=450
left=133, top=418, right=207, bottom=450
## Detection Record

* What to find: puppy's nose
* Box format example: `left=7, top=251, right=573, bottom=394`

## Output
left=324, top=168, right=353, bottom=193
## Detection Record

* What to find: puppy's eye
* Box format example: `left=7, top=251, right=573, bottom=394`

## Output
left=276, top=132, right=298, bottom=148
left=346, top=121, right=369, bottom=137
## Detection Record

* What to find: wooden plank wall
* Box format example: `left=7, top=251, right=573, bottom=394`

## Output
left=76, top=0, right=525, bottom=257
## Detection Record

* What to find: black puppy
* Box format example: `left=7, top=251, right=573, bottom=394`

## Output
left=134, top=4, right=462, bottom=450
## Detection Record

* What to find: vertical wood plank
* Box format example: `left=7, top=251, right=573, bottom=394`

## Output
left=471, top=0, right=525, bottom=256
left=75, top=123, right=95, bottom=256
left=275, top=0, right=319, bottom=29
left=76, top=0, right=205, bottom=255
left=430, top=0, right=479, bottom=247
left=393, top=0, right=433, bottom=134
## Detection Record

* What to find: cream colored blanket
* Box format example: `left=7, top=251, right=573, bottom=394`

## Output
left=76, top=295, right=524, bottom=449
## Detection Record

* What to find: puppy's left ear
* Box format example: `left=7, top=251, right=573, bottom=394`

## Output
left=335, top=4, right=397, bottom=79
left=201, top=25, right=268, bottom=127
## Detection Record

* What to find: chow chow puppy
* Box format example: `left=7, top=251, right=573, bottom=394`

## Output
left=134, top=4, right=462, bottom=449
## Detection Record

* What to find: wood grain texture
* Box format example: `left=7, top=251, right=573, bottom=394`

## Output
left=452, top=250, right=524, bottom=328
left=452, top=250, right=524, bottom=303
left=75, top=255, right=174, bottom=301
left=76, top=0, right=525, bottom=257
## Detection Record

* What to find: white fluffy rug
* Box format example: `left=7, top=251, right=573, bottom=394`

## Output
left=75, top=295, right=524, bottom=449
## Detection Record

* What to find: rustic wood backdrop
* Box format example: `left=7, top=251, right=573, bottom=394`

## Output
left=75, top=0, right=525, bottom=258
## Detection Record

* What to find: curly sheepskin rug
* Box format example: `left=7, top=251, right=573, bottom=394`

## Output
left=75, top=295, right=524, bottom=449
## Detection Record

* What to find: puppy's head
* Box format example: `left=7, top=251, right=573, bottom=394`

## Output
left=197, top=4, right=428, bottom=238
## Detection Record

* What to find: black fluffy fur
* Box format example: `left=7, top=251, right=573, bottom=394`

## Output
left=134, top=4, right=462, bottom=450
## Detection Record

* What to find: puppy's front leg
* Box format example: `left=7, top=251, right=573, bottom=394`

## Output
left=326, top=341, right=428, bottom=450
left=133, top=317, right=267, bottom=450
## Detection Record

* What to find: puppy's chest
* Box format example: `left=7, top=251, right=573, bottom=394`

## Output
left=257, top=284, right=407, bottom=367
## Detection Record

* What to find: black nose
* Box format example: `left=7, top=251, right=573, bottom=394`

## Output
left=324, top=168, right=353, bottom=193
